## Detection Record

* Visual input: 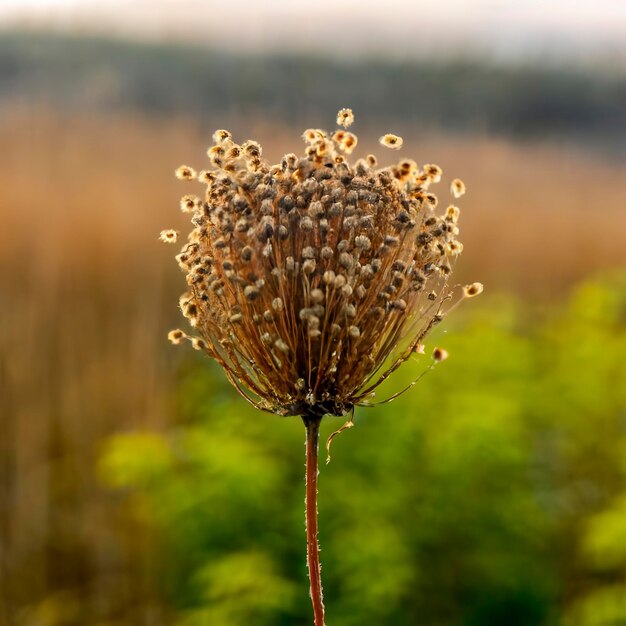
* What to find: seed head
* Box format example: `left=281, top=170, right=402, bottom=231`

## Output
left=432, top=347, right=449, bottom=362
left=463, top=282, right=484, bottom=298
left=379, top=134, right=403, bottom=150
left=446, top=205, right=461, bottom=223
left=182, top=195, right=202, bottom=213
left=338, top=132, right=358, bottom=154
left=424, top=164, right=443, bottom=183
left=198, top=170, right=215, bottom=185
left=166, top=110, right=478, bottom=417
left=212, top=129, right=232, bottom=144
left=451, top=178, right=466, bottom=198
left=167, top=329, right=186, bottom=345
left=159, top=229, right=179, bottom=243
left=302, top=129, right=318, bottom=143
left=366, top=154, right=378, bottom=168
left=336, top=108, right=355, bottom=128
left=191, top=337, right=207, bottom=351
left=243, top=142, right=262, bottom=160
left=175, top=165, right=196, bottom=180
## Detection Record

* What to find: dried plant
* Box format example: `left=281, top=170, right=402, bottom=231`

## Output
left=163, top=110, right=482, bottom=625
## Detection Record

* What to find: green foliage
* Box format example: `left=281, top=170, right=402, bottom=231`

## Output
left=100, top=273, right=626, bottom=625
left=99, top=432, right=173, bottom=489
left=177, top=551, right=296, bottom=626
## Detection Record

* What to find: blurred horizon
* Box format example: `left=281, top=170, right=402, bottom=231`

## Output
left=2, top=29, right=626, bottom=160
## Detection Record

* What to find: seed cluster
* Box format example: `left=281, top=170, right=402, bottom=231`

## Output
left=165, top=109, right=481, bottom=417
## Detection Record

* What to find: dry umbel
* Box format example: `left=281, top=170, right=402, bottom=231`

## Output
left=163, top=108, right=481, bottom=626
left=166, top=110, right=480, bottom=418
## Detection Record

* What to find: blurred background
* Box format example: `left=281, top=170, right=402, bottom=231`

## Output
left=1, top=1, right=626, bottom=625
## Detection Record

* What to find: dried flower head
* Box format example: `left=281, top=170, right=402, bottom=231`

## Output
left=432, top=347, right=449, bottom=362
left=167, top=329, right=186, bottom=345
left=450, top=178, right=466, bottom=198
left=180, top=195, right=201, bottom=213
left=165, top=109, right=480, bottom=418
left=379, top=133, right=403, bottom=150
left=175, top=165, right=196, bottom=181
left=463, top=282, right=484, bottom=298
left=159, top=229, right=179, bottom=244
left=212, top=129, right=232, bottom=144
left=336, top=108, right=355, bottom=128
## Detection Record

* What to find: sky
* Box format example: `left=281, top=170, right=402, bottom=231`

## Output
left=2, top=0, right=626, bottom=64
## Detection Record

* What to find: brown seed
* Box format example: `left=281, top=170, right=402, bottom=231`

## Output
left=167, top=329, right=186, bottom=345
left=450, top=178, right=466, bottom=198
left=433, top=347, right=449, bottom=362
left=463, top=282, right=484, bottom=298
left=302, top=259, right=316, bottom=275
left=336, top=108, right=355, bottom=128
left=159, top=229, right=179, bottom=243
left=310, top=289, right=325, bottom=304
left=175, top=165, right=197, bottom=180
left=191, top=337, right=207, bottom=351
left=379, top=134, right=403, bottom=149
left=212, top=129, right=232, bottom=144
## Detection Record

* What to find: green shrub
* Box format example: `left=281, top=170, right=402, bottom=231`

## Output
left=100, top=273, right=626, bottom=625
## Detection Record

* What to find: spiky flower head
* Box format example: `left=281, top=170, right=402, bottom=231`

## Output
left=164, top=110, right=480, bottom=418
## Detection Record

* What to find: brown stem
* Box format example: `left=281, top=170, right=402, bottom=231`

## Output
left=303, top=413, right=325, bottom=626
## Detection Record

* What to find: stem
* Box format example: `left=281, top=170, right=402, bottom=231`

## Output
left=303, top=413, right=325, bottom=626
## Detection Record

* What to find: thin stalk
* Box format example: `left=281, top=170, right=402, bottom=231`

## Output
left=303, top=413, right=325, bottom=626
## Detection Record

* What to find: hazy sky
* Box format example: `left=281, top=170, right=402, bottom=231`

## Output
left=2, top=0, right=626, bottom=64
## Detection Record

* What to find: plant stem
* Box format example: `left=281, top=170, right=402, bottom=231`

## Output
left=303, top=413, right=325, bottom=626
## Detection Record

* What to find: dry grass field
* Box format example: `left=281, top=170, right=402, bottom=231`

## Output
left=1, top=108, right=625, bottom=623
